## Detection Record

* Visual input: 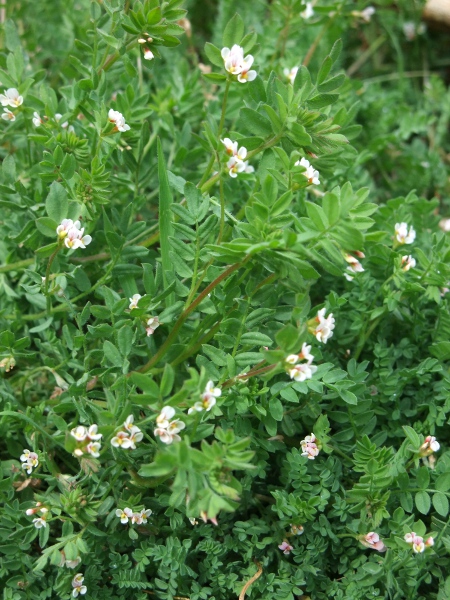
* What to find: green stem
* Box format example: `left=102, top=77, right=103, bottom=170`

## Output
left=217, top=177, right=225, bottom=244
left=0, top=257, right=35, bottom=273
left=218, top=77, right=231, bottom=136
left=45, top=244, right=62, bottom=314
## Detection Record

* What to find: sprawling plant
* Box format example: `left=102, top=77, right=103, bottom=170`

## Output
left=1, top=0, right=450, bottom=598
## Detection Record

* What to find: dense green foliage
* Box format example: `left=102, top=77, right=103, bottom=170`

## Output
left=1, top=0, right=450, bottom=598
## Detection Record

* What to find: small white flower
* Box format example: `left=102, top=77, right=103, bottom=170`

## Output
left=20, top=449, right=39, bottom=474
left=313, top=308, right=335, bottom=344
left=111, top=430, right=133, bottom=449
left=129, top=294, right=142, bottom=310
left=299, top=342, right=314, bottom=363
left=291, top=524, right=304, bottom=536
left=146, top=316, right=160, bottom=335
left=85, top=441, right=101, bottom=457
left=138, top=38, right=147, bottom=44
left=295, top=157, right=320, bottom=185
left=395, top=222, right=416, bottom=245
left=56, top=219, right=77, bottom=239
left=33, top=516, right=47, bottom=528
left=283, top=66, right=298, bottom=84
left=221, top=137, right=238, bottom=156
left=362, top=531, right=386, bottom=552
left=227, top=156, right=246, bottom=178
left=108, top=108, right=130, bottom=132
left=221, top=44, right=244, bottom=75
left=360, top=6, right=376, bottom=22
left=115, top=507, right=133, bottom=524
left=32, top=111, right=43, bottom=126
left=1, top=108, right=15, bottom=121
left=132, top=508, right=152, bottom=524
left=285, top=354, right=299, bottom=365
left=128, top=426, right=144, bottom=449
left=87, top=424, right=102, bottom=440
left=156, top=406, right=176, bottom=429
left=404, top=532, right=415, bottom=544
left=154, top=419, right=185, bottom=444
left=237, top=54, right=257, bottom=83
left=413, top=538, right=425, bottom=553
left=403, top=21, right=426, bottom=41
left=71, top=426, right=88, bottom=442
left=123, top=414, right=135, bottom=431
left=420, top=435, right=440, bottom=454
left=65, top=556, right=82, bottom=569
left=288, top=362, right=317, bottom=382
left=401, top=255, right=416, bottom=272
left=301, top=2, right=314, bottom=19
left=64, top=225, right=92, bottom=250
left=243, top=161, right=254, bottom=174
left=144, top=49, right=154, bottom=60
left=0, top=88, right=23, bottom=107
left=439, top=218, right=450, bottom=232
left=55, top=113, right=69, bottom=128
left=300, top=433, right=320, bottom=459
left=72, top=573, right=87, bottom=597
left=203, top=380, right=221, bottom=401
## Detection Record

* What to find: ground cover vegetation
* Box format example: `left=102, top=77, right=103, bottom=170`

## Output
left=1, top=0, right=450, bottom=598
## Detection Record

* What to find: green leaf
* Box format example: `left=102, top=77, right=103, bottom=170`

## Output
left=103, top=341, right=123, bottom=368
left=402, top=425, right=421, bottom=450
left=45, top=181, right=68, bottom=223
left=239, top=108, right=272, bottom=137
left=204, top=43, right=224, bottom=68
left=117, top=325, right=133, bottom=357
left=157, top=137, right=174, bottom=304
left=433, top=492, right=449, bottom=517
left=223, top=13, right=244, bottom=48
left=317, top=56, right=332, bottom=85
left=240, top=332, right=273, bottom=347
left=415, top=491, right=431, bottom=515
left=35, top=217, right=57, bottom=238
left=160, top=363, right=175, bottom=397
left=269, top=398, right=283, bottom=421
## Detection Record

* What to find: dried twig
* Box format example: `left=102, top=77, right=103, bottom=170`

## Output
left=238, top=561, right=263, bottom=600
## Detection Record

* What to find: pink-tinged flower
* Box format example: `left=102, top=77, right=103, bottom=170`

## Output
left=64, top=224, right=92, bottom=250
left=291, top=524, right=304, bottom=536
left=404, top=531, right=416, bottom=544
left=63, top=554, right=82, bottom=569
left=108, top=108, right=130, bottom=132
left=312, top=308, right=335, bottom=344
left=111, top=430, right=133, bottom=449
left=362, top=531, right=386, bottom=552
left=288, top=362, right=317, bottom=382
left=188, top=381, right=221, bottom=413
left=0, top=88, right=23, bottom=107
left=57, top=219, right=78, bottom=239
left=129, top=294, right=142, bottom=310
left=221, top=45, right=244, bottom=75
left=420, top=435, right=440, bottom=455
left=295, top=157, right=320, bottom=185
left=32, top=111, right=43, bottom=127
left=227, top=156, right=246, bottom=178
left=20, top=449, right=39, bottom=474
left=71, top=426, right=88, bottom=442
left=144, top=49, right=154, bottom=60
left=413, top=538, right=425, bottom=553
left=221, top=137, right=238, bottom=156
left=300, top=433, right=320, bottom=459
left=283, top=67, right=298, bottom=84
left=72, top=573, right=87, bottom=597
left=132, top=508, right=152, bottom=524
left=237, top=54, right=257, bottom=83
left=146, top=316, right=160, bottom=335
left=395, top=222, right=416, bottom=245
left=154, top=419, right=185, bottom=444
left=115, top=507, right=133, bottom=524
left=33, top=516, right=47, bottom=529
left=200, top=511, right=218, bottom=525
left=425, top=536, right=434, bottom=547
left=85, top=442, right=101, bottom=458
left=156, top=406, right=176, bottom=429
left=401, top=255, right=416, bottom=271
left=301, top=2, right=314, bottom=19
left=278, top=540, right=293, bottom=554
left=1, top=108, right=15, bottom=121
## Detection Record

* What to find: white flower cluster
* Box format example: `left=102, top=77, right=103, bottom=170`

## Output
left=404, top=532, right=434, bottom=554
left=221, top=138, right=254, bottom=178
left=115, top=506, right=152, bottom=525
left=108, top=108, right=130, bottom=132
left=300, top=433, right=320, bottom=460
left=221, top=45, right=257, bottom=83
left=285, top=343, right=317, bottom=382
left=312, top=308, right=335, bottom=344
left=111, top=415, right=143, bottom=449
left=295, top=157, right=320, bottom=185
left=344, top=251, right=365, bottom=281
left=26, top=501, right=49, bottom=528
left=154, top=406, right=186, bottom=444
left=361, top=531, right=386, bottom=552
left=138, top=35, right=154, bottom=60
left=1, top=88, right=23, bottom=122
left=188, top=380, right=221, bottom=414
left=72, top=573, right=87, bottom=597
left=20, top=449, right=39, bottom=474
left=56, top=219, right=92, bottom=250
left=70, top=424, right=102, bottom=458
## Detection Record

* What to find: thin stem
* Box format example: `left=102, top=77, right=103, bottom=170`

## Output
left=217, top=177, right=225, bottom=244
left=44, top=245, right=62, bottom=314
left=218, top=78, right=231, bottom=136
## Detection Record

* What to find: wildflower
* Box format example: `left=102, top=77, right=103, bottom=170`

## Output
left=0, top=88, right=23, bottom=107
left=138, top=38, right=147, bottom=44
left=71, top=573, right=87, bottom=597
left=311, top=308, right=335, bottom=344
left=404, top=532, right=426, bottom=553
left=425, top=536, right=434, bottom=548
left=200, top=511, right=218, bottom=525
left=111, top=430, right=133, bottom=449
left=1, top=108, right=15, bottom=121
left=55, top=113, right=69, bottom=128
left=221, top=137, right=238, bottom=156
left=154, top=419, right=185, bottom=444
left=56, top=219, right=77, bottom=239
left=278, top=540, right=293, bottom=554
left=128, top=426, right=144, bottom=449
left=227, top=156, right=246, bottom=178
left=71, top=426, right=88, bottom=442
left=189, top=517, right=198, bottom=525
left=146, top=316, right=160, bottom=335
left=26, top=502, right=46, bottom=516
left=221, top=45, right=256, bottom=82
left=300, top=433, right=320, bottom=459
left=61, top=552, right=82, bottom=569
left=0, top=356, right=15, bottom=372
left=295, top=157, right=320, bottom=185
left=288, top=362, right=317, bottom=382
left=108, top=108, right=130, bottom=132
left=301, top=2, right=314, bottom=19
left=123, top=415, right=135, bottom=432
left=420, top=435, right=440, bottom=456
left=32, top=111, right=43, bottom=127
left=358, top=6, right=376, bottom=22
left=189, top=380, right=221, bottom=414
left=129, top=294, right=142, bottom=310
left=403, top=21, right=426, bottom=41
left=243, top=161, right=254, bottom=174
left=64, top=224, right=92, bottom=250
left=144, top=49, right=154, bottom=60
left=285, top=354, right=300, bottom=365
left=283, top=66, right=298, bottom=84
left=20, top=449, right=39, bottom=474
left=115, top=507, right=133, bottom=524
left=87, top=424, right=102, bottom=441
left=237, top=55, right=257, bottom=83
left=156, top=406, right=176, bottom=429
left=395, top=222, right=416, bottom=245
left=401, top=255, right=416, bottom=272
left=85, top=442, right=101, bottom=457
left=361, top=532, right=386, bottom=552
left=132, top=508, right=152, bottom=524
left=33, top=516, right=47, bottom=529
left=439, top=218, right=450, bottom=232
left=291, top=524, right=304, bottom=536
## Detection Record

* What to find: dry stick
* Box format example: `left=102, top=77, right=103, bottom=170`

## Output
left=238, top=562, right=263, bottom=600
left=143, top=592, right=189, bottom=600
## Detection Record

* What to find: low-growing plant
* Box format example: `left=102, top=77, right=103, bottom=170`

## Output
left=1, top=0, right=450, bottom=598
